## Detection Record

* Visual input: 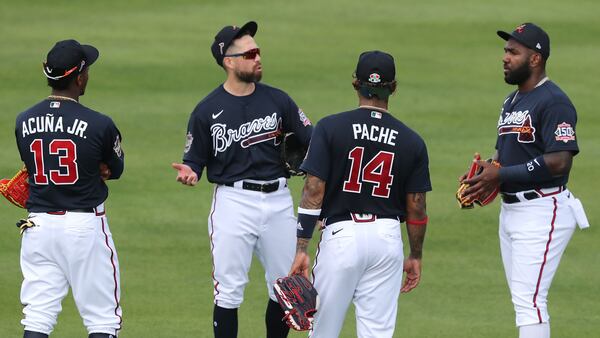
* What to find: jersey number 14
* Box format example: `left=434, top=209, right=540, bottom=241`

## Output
left=343, top=146, right=394, bottom=198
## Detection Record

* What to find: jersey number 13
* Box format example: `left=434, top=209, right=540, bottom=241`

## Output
left=29, top=139, right=79, bottom=185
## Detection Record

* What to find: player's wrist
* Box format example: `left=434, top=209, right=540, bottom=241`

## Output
left=499, top=155, right=552, bottom=183
left=297, top=207, right=321, bottom=239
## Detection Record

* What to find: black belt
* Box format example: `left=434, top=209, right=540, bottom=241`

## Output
left=501, top=186, right=565, bottom=204
left=47, top=208, right=95, bottom=215
left=225, top=181, right=280, bottom=193
left=325, top=213, right=399, bottom=226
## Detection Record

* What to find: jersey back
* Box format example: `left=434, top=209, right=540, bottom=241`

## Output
left=300, top=108, right=432, bottom=221
left=15, top=99, right=124, bottom=212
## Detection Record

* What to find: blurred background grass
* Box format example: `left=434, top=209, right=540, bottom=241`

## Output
left=1, top=0, right=598, bottom=337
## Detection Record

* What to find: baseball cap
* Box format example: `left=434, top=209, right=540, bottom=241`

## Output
left=211, top=21, right=258, bottom=67
left=354, top=51, right=396, bottom=99
left=355, top=51, right=396, bottom=85
left=43, top=39, right=99, bottom=80
left=497, top=23, right=550, bottom=60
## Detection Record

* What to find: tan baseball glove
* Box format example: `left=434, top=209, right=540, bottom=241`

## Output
left=0, top=167, right=29, bottom=209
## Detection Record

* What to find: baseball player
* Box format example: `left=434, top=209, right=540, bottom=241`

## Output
left=14, top=40, right=124, bottom=338
left=289, top=51, right=431, bottom=338
left=171, top=21, right=313, bottom=338
left=462, top=23, right=589, bottom=338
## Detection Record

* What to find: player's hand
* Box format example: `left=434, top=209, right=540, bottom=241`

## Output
left=462, top=160, right=500, bottom=203
left=99, top=162, right=111, bottom=181
left=172, top=163, right=198, bottom=186
left=401, top=256, right=422, bottom=293
left=289, top=251, right=311, bottom=280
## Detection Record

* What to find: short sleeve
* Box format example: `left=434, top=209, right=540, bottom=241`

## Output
left=182, top=109, right=211, bottom=178
left=404, top=140, right=432, bottom=192
left=102, top=119, right=125, bottom=179
left=282, top=95, right=313, bottom=147
left=299, top=121, right=329, bottom=181
left=540, top=102, right=579, bottom=154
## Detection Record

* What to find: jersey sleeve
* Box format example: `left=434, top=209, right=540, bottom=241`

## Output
left=299, top=121, right=329, bottom=181
left=281, top=94, right=313, bottom=146
left=540, top=102, right=579, bottom=155
left=102, top=119, right=125, bottom=179
left=182, top=108, right=210, bottom=178
left=404, top=140, right=432, bottom=192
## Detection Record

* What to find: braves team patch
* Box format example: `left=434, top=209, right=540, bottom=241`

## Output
left=298, top=109, right=311, bottom=126
left=184, top=131, right=193, bottom=153
left=554, top=122, right=575, bottom=143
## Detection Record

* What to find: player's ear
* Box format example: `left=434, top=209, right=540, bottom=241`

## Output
left=389, top=81, right=397, bottom=94
left=529, top=52, right=543, bottom=68
left=352, top=79, right=361, bottom=91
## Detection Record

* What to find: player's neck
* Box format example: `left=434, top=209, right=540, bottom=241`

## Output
left=358, top=99, right=389, bottom=113
left=223, top=77, right=256, bottom=96
left=518, top=71, right=547, bottom=93
left=49, top=88, right=80, bottom=102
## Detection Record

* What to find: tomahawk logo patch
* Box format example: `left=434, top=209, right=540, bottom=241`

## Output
left=497, top=110, right=536, bottom=143
left=554, top=122, right=575, bottom=143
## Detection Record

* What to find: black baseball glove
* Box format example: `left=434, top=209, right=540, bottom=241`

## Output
left=281, top=133, right=307, bottom=177
left=273, top=275, right=319, bottom=331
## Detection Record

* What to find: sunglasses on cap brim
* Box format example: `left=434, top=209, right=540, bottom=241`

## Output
left=224, top=48, right=260, bottom=60
left=43, top=60, right=86, bottom=80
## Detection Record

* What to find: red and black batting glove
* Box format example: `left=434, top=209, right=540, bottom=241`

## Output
left=273, top=274, right=319, bottom=331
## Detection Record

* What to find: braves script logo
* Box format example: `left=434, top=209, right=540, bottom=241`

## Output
left=211, top=113, right=282, bottom=155
left=497, top=110, right=536, bottom=143
left=554, top=122, right=575, bottom=143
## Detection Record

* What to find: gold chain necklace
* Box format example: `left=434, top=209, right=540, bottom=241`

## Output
left=47, top=95, right=78, bottom=103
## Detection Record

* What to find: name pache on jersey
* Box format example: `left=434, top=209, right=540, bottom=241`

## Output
left=21, top=114, right=89, bottom=139
left=352, top=123, right=398, bottom=146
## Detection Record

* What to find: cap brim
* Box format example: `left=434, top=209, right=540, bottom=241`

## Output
left=235, top=21, right=258, bottom=40
left=81, top=45, right=99, bottom=67
left=497, top=30, right=513, bottom=41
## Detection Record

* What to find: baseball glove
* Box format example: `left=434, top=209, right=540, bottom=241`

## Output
left=16, top=218, right=37, bottom=235
left=281, top=133, right=307, bottom=177
left=0, top=167, right=29, bottom=209
left=456, top=153, right=500, bottom=209
left=273, top=274, right=319, bottom=331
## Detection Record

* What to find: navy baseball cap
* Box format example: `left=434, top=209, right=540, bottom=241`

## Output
left=211, top=21, right=258, bottom=67
left=497, top=23, right=550, bottom=60
left=43, top=39, right=99, bottom=80
left=355, top=50, right=396, bottom=85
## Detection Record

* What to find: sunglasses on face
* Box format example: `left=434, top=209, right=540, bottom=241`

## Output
left=224, top=48, right=260, bottom=60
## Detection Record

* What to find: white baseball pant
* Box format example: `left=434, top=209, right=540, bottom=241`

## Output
left=500, top=188, right=583, bottom=327
left=20, top=204, right=122, bottom=336
left=309, top=216, right=404, bottom=338
left=208, top=178, right=296, bottom=309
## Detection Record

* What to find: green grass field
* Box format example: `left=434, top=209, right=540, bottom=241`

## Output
left=1, top=0, right=599, bottom=337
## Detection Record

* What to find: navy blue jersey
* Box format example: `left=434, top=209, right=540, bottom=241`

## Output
left=300, top=107, right=432, bottom=221
left=182, top=83, right=313, bottom=183
left=495, top=80, right=578, bottom=192
left=15, top=99, right=124, bottom=212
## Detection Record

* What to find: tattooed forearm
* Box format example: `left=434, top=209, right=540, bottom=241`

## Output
left=300, top=175, right=325, bottom=209
left=406, top=192, right=427, bottom=259
left=406, top=226, right=426, bottom=259
left=296, top=238, right=310, bottom=254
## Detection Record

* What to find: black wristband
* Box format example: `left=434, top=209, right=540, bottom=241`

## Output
left=499, top=155, right=552, bottom=183
left=297, top=207, right=321, bottom=239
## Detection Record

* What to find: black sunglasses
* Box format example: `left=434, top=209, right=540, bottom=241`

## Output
left=224, top=48, right=260, bottom=60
